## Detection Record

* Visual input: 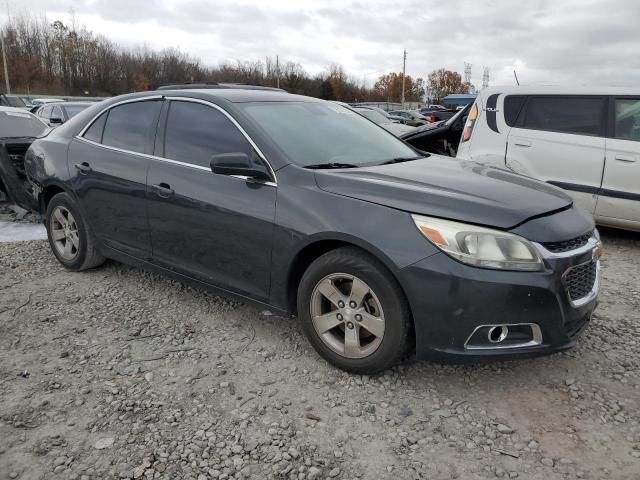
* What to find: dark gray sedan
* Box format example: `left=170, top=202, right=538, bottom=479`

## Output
left=23, top=86, right=601, bottom=373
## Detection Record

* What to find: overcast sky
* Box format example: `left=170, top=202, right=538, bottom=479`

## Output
left=8, top=0, right=640, bottom=88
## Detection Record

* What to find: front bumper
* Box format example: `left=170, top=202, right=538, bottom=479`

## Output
left=399, top=238, right=600, bottom=363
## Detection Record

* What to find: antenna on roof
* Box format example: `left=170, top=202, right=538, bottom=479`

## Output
left=513, top=70, right=520, bottom=86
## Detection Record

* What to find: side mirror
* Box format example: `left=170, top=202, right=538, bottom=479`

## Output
left=210, top=152, right=271, bottom=181
left=49, top=117, right=63, bottom=125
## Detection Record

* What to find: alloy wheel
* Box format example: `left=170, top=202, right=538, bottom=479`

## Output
left=310, top=273, right=385, bottom=359
left=50, top=206, right=80, bottom=261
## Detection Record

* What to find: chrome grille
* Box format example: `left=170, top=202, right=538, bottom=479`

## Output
left=565, top=261, right=597, bottom=301
left=543, top=233, right=592, bottom=253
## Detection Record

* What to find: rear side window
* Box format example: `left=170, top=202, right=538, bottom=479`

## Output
left=163, top=101, right=253, bottom=168
left=83, top=112, right=108, bottom=143
left=503, top=95, right=526, bottom=126
left=101, top=101, right=162, bottom=154
left=520, top=96, right=606, bottom=136
left=614, top=98, right=640, bottom=142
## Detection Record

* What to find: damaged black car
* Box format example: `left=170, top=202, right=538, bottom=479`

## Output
left=0, top=106, right=48, bottom=209
left=401, top=103, right=471, bottom=156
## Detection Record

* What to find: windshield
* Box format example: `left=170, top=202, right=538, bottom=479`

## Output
left=63, top=105, right=90, bottom=119
left=0, top=110, right=48, bottom=137
left=354, top=109, right=390, bottom=125
left=241, top=102, right=418, bottom=167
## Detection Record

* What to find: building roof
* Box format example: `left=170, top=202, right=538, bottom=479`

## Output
left=442, top=93, right=477, bottom=100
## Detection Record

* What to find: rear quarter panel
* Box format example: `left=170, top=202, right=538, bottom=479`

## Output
left=456, top=93, right=510, bottom=168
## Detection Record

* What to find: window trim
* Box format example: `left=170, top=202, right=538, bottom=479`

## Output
left=515, top=95, right=608, bottom=138
left=76, top=95, right=277, bottom=186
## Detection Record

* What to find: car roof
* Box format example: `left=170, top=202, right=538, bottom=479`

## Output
left=144, top=88, right=319, bottom=103
left=481, top=86, right=640, bottom=96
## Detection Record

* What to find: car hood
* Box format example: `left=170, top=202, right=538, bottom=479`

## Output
left=314, top=156, right=573, bottom=229
left=380, top=123, right=416, bottom=136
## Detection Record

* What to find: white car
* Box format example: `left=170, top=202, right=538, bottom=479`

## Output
left=353, top=107, right=416, bottom=136
left=457, top=86, right=640, bottom=232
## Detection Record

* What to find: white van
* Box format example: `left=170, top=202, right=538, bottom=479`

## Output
left=457, top=87, right=640, bottom=231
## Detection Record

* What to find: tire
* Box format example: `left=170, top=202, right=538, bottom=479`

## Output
left=45, top=192, right=105, bottom=271
left=297, top=247, right=412, bottom=374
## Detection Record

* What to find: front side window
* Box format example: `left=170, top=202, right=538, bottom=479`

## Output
left=101, top=101, right=162, bottom=154
left=163, top=101, right=253, bottom=168
left=615, top=98, right=640, bottom=142
left=520, top=96, right=606, bottom=136
left=240, top=102, right=418, bottom=167
left=52, top=106, right=63, bottom=119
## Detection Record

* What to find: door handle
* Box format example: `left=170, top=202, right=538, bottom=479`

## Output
left=152, top=183, right=174, bottom=198
left=74, top=162, right=91, bottom=175
left=615, top=154, right=637, bottom=163
left=513, top=141, right=531, bottom=148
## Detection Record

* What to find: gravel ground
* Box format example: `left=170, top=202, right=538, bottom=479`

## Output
left=0, top=228, right=639, bottom=480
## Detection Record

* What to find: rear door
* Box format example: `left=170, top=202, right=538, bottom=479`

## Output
left=506, top=95, right=607, bottom=214
left=597, top=97, right=640, bottom=224
left=70, top=98, right=163, bottom=258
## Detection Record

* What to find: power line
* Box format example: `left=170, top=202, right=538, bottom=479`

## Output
left=482, top=67, right=489, bottom=89
left=464, top=62, right=472, bottom=84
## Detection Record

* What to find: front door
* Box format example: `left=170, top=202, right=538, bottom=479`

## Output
left=597, top=97, right=640, bottom=224
left=146, top=99, right=276, bottom=301
left=506, top=95, right=607, bottom=214
left=69, top=99, right=162, bottom=258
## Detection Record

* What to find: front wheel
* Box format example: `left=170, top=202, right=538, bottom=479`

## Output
left=45, top=192, right=105, bottom=271
left=297, top=247, right=412, bottom=374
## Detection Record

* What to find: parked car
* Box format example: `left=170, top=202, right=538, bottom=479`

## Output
left=388, top=110, right=429, bottom=126
left=352, top=107, right=415, bottom=136
left=419, top=105, right=458, bottom=123
left=35, top=101, right=93, bottom=127
left=29, top=98, right=63, bottom=114
left=402, top=103, right=471, bottom=156
left=23, top=86, right=601, bottom=373
left=0, top=106, right=49, bottom=206
left=0, top=94, right=28, bottom=109
left=424, top=104, right=448, bottom=111
left=457, top=87, right=640, bottom=232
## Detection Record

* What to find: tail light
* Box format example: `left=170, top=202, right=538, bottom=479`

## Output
left=461, top=103, right=478, bottom=143
left=428, top=114, right=437, bottom=123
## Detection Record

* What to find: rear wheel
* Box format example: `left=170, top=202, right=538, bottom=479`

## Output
left=45, top=192, right=105, bottom=271
left=297, top=247, right=412, bottom=374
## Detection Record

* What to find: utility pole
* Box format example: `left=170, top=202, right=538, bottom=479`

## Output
left=401, top=49, right=407, bottom=108
left=1, top=28, right=10, bottom=94
left=276, top=55, right=280, bottom=89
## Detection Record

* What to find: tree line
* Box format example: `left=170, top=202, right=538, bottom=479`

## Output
left=1, top=13, right=472, bottom=103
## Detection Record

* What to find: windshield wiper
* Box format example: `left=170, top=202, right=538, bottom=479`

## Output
left=304, top=162, right=359, bottom=169
left=377, top=155, right=425, bottom=166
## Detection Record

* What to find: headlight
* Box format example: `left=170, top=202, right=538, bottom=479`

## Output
left=412, top=214, right=544, bottom=271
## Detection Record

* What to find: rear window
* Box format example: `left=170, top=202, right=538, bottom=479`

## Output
left=504, top=95, right=526, bottom=126
left=83, top=112, right=108, bottom=143
left=614, top=98, right=640, bottom=142
left=101, top=101, right=162, bottom=154
left=519, top=96, right=606, bottom=136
